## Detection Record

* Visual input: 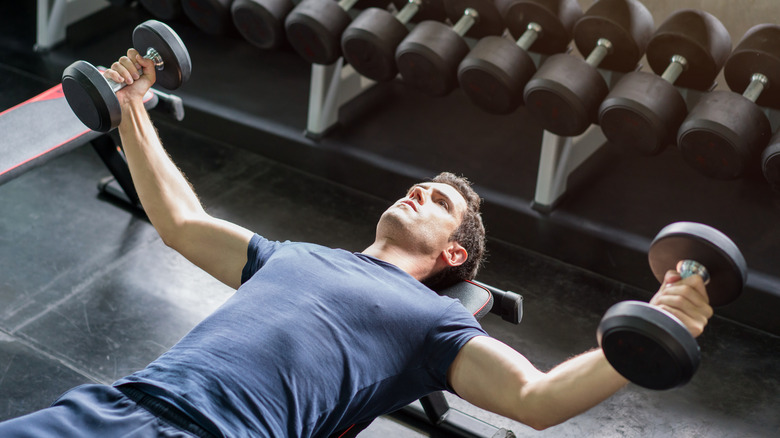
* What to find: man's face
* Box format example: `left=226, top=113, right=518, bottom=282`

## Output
left=376, top=182, right=468, bottom=256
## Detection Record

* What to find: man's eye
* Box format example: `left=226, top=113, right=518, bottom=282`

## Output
left=438, top=200, right=448, bottom=209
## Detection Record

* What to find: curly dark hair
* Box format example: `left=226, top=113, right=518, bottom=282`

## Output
left=422, top=172, right=486, bottom=290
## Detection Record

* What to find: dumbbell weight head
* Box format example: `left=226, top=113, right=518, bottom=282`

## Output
left=132, top=21, right=192, bottom=90
left=599, top=72, right=687, bottom=155
left=761, top=131, right=780, bottom=193
left=677, top=24, right=780, bottom=180
left=599, top=9, right=731, bottom=156
left=395, top=20, right=470, bottom=96
left=644, top=10, right=731, bottom=91
left=456, top=0, right=582, bottom=114
left=649, top=222, right=747, bottom=307
left=571, top=0, right=653, bottom=73
left=677, top=90, right=771, bottom=180
left=182, top=0, right=235, bottom=35
left=139, top=0, right=184, bottom=20
left=598, top=301, right=701, bottom=390
left=457, top=36, right=537, bottom=114
left=341, top=1, right=446, bottom=82
left=524, top=0, right=654, bottom=136
left=62, top=20, right=192, bottom=132
left=341, top=8, right=410, bottom=82
left=285, top=0, right=353, bottom=65
left=724, top=24, right=780, bottom=108
left=395, top=0, right=504, bottom=96
left=523, top=52, right=609, bottom=136
left=231, top=0, right=294, bottom=49
left=598, top=222, right=746, bottom=390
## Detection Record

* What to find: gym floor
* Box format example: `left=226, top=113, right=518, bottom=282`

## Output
left=1, top=2, right=779, bottom=437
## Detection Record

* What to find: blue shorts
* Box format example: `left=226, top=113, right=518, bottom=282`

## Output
left=0, top=384, right=214, bottom=438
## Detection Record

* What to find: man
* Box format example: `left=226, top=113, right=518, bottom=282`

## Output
left=0, top=50, right=713, bottom=437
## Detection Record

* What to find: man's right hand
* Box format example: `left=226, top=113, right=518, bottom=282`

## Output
left=649, top=270, right=713, bottom=338
left=103, top=49, right=157, bottom=107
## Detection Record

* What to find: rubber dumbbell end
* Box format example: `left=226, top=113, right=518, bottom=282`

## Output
left=598, top=301, right=701, bottom=390
left=62, top=60, right=121, bottom=132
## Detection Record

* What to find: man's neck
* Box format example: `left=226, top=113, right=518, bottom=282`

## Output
left=363, top=240, right=438, bottom=281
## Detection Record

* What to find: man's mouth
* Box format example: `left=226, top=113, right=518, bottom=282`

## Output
left=400, top=200, right=417, bottom=212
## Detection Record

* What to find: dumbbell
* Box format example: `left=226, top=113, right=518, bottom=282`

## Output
left=395, top=0, right=505, bottom=97
left=523, top=0, right=653, bottom=137
left=61, top=20, right=192, bottom=133
left=340, top=0, right=446, bottom=82
left=677, top=24, right=780, bottom=180
left=598, top=222, right=746, bottom=390
left=138, top=0, right=184, bottom=20
left=762, top=131, right=780, bottom=193
left=231, top=0, right=295, bottom=49
left=182, top=0, right=238, bottom=35
left=456, top=0, right=582, bottom=114
left=285, top=0, right=404, bottom=65
left=598, top=10, right=731, bottom=156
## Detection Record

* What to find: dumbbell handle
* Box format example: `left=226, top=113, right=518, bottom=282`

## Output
left=660, top=55, right=688, bottom=84
left=677, top=259, right=711, bottom=285
left=585, top=38, right=613, bottom=68
left=452, top=8, right=479, bottom=37
left=743, top=73, right=768, bottom=102
left=395, top=0, right=423, bottom=25
left=104, top=47, right=164, bottom=93
left=516, top=22, right=542, bottom=51
left=338, top=0, right=359, bottom=11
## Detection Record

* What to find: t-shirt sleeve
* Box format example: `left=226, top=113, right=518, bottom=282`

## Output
left=425, top=302, right=488, bottom=391
left=240, top=234, right=282, bottom=284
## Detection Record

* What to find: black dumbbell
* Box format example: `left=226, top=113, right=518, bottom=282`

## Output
left=457, top=0, right=582, bottom=114
left=395, top=0, right=505, bottom=97
left=598, top=222, right=747, bottom=390
left=231, top=0, right=295, bottom=49
left=522, top=0, right=654, bottom=137
left=762, top=131, right=780, bottom=193
left=138, top=0, right=184, bottom=20
left=599, top=10, right=731, bottom=156
left=62, top=20, right=192, bottom=133
left=341, top=0, right=447, bottom=82
left=182, top=0, right=238, bottom=35
left=285, top=0, right=405, bottom=65
left=677, top=24, right=780, bottom=180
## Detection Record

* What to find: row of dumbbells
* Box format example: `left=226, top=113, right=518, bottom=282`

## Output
left=135, top=0, right=780, bottom=191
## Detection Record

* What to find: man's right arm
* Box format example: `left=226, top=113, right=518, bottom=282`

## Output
left=447, top=272, right=712, bottom=430
left=111, top=50, right=254, bottom=289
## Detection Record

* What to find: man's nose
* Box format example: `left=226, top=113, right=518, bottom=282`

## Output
left=411, top=186, right=428, bottom=204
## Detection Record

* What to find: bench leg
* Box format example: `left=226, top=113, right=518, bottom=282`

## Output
left=90, top=134, right=142, bottom=210
left=398, top=392, right=516, bottom=438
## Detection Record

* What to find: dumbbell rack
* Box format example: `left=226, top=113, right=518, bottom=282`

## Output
left=35, top=0, right=110, bottom=51
left=305, top=59, right=615, bottom=212
left=306, top=58, right=780, bottom=213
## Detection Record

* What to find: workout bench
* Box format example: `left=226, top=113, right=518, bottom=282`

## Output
left=0, top=74, right=183, bottom=208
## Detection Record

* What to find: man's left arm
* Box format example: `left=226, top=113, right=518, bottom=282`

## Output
left=447, top=271, right=711, bottom=430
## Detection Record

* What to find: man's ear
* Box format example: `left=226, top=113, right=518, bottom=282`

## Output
left=441, top=242, right=468, bottom=267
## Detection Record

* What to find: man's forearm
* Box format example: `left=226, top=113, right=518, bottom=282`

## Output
left=117, top=98, right=204, bottom=241
left=520, top=349, right=628, bottom=429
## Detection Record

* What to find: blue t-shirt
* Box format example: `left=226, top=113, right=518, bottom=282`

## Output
left=115, top=235, right=487, bottom=437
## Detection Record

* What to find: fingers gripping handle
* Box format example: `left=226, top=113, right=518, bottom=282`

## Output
left=106, top=48, right=164, bottom=92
